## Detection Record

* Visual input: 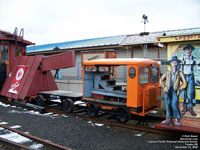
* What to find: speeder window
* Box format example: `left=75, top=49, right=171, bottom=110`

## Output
left=85, top=66, right=97, bottom=72
left=129, top=67, right=136, bottom=78
left=98, top=66, right=109, bottom=72
left=150, top=67, right=159, bottom=83
left=139, top=67, right=149, bottom=84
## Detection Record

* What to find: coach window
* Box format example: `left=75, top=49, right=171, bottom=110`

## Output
left=1, top=46, right=8, bottom=62
left=139, top=67, right=149, bottom=84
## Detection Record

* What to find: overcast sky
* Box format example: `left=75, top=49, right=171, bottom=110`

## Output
left=0, top=0, right=200, bottom=45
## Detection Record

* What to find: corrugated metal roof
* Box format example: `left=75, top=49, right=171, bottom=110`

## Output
left=121, top=27, right=200, bottom=46
left=121, top=32, right=165, bottom=45
left=161, top=27, right=200, bottom=37
left=27, top=27, right=200, bottom=53
left=27, top=35, right=126, bottom=53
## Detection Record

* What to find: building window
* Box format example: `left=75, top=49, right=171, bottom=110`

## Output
left=139, top=67, right=149, bottom=84
left=1, top=46, right=8, bottom=61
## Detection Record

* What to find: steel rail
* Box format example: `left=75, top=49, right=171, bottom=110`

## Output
left=0, top=137, right=32, bottom=150
left=0, top=124, right=72, bottom=150
left=44, top=108, right=180, bottom=137
left=0, top=99, right=187, bottom=137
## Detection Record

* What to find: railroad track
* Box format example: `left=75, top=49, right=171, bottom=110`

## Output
left=0, top=124, right=71, bottom=150
left=0, top=98, right=186, bottom=139
left=44, top=106, right=181, bottom=137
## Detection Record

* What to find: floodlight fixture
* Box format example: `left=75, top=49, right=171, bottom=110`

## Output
left=142, top=14, right=149, bottom=32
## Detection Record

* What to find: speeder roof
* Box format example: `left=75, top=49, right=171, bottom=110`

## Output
left=83, top=58, right=159, bottom=66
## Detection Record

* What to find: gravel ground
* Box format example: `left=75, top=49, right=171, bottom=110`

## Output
left=0, top=102, right=184, bottom=150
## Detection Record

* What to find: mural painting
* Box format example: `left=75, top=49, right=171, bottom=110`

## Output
left=160, top=43, right=200, bottom=126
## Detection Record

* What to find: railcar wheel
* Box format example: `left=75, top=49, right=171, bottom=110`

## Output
left=35, top=95, right=45, bottom=106
left=62, top=98, right=74, bottom=113
left=115, top=107, right=130, bottom=123
left=88, top=103, right=99, bottom=117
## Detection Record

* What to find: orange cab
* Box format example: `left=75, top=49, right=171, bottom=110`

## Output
left=82, top=58, right=161, bottom=122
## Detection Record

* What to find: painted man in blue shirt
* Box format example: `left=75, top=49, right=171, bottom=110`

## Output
left=180, top=44, right=200, bottom=116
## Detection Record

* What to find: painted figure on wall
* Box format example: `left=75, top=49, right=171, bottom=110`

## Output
left=160, top=56, right=187, bottom=126
left=180, top=44, right=200, bottom=116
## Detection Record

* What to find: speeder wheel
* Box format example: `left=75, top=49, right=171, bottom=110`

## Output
left=116, top=107, right=130, bottom=123
left=62, top=98, right=74, bottom=113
